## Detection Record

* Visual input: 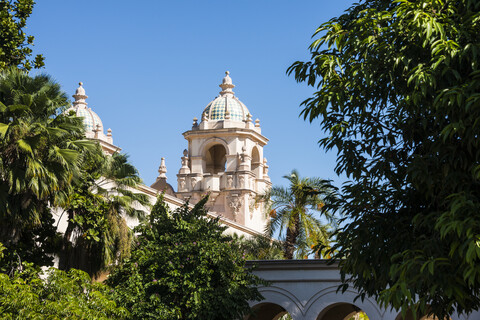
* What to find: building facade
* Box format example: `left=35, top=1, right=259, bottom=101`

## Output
left=246, top=260, right=480, bottom=320
left=66, top=72, right=270, bottom=236
left=174, top=71, right=271, bottom=233
left=64, top=73, right=480, bottom=320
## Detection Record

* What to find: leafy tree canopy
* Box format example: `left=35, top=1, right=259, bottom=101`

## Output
left=288, top=0, right=480, bottom=318
left=236, top=234, right=284, bottom=260
left=59, top=147, right=150, bottom=277
left=107, top=196, right=264, bottom=320
left=0, top=243, right=129, bottom=319
left=0, top=0, right=44, bottom=70
left=0, top=68, right=94, bottom=271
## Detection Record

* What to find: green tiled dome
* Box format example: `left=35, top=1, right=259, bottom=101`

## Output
left=67, top=82, right=103, bottom=132
left=75, top=106, right=103, bottom=132
left=203, top=96, right=249, bottom=122
left=202, top=72, right=250, bottom=122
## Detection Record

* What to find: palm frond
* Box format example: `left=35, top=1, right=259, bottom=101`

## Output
left=259, top=169, right=339, bottom=259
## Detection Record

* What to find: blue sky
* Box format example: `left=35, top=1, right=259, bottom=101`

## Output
left=28, top=0, right=355, bottom=189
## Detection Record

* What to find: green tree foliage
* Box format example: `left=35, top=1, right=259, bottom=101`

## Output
left=349, top=312, right=370, bottom=320
left=236, top=234, right=284, bottom=260
left=288, top=0, right=480, bottom=318
left=107, top=196, right=264, bottom=320
left=0, top=243, right=128, bottom=319
left=278, top=313, right=293, bottom=320
left=0, top=68, right=93, bottom=271
left=0, top=0, right=44, bottom=70
left=59, top=148, right=150, bottom=277
left=261, top=170, right=336, bottom=259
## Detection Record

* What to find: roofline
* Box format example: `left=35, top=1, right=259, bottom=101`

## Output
left=183, top=127, right=268, bottom=145
left=137, top=184, right=262, bottom=236
left=245, top=259, right=340, bottom=270
left=137, top=184, right=186, bottom=207
left=96, top=139, right=122, bottom=154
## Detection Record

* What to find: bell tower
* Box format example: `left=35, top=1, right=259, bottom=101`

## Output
left=176, top=72, right=271, bottom=233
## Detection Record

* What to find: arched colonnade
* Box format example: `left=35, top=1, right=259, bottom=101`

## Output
left=245, top=260, right=477, bottom=320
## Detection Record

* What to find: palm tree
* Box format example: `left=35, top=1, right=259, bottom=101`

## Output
left=0, top=68, right=93, bottom=269
left=262, top=170, right=337, bottom=259
left=235, top=234, right=284, bottom=260
left=59, top=147, right=150, bottom=277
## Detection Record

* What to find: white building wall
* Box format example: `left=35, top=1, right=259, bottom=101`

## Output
left=247, top=260, right=478, bottom=320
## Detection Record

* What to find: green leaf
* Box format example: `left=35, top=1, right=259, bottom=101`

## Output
left=0, top=122, right=10, bottom=137
left=17, top=139, right=33, bottom=154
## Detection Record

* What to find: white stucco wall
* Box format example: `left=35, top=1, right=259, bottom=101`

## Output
left=246, top=260, right=479, bottom=320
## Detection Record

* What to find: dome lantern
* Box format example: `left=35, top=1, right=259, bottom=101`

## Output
left=219, top=71, right=235, bottom=96
left=72, top=82, right=88, bottom=108
left=66, top=82, right=117, bottom=152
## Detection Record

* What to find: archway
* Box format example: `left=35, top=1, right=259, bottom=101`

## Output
left=205, top=144, right=227, bottom=174
left=395, top=310, right=451, bottom=320
left=251, top=146, right=261, bottom=178
left=316, top=303, right=370, bottom=320
left=245, top=302, right=293, bottom=320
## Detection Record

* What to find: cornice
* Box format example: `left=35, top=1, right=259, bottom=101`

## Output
left=183, top=127, right=268, bottom=145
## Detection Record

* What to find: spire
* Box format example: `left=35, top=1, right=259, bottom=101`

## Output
left=72, top=82, right=88, bottom=108
left=151, top=157, right=175, bottom=195
left=219, top=71, right=235, bottom=96
left=158, top=157, right=167, bottom=179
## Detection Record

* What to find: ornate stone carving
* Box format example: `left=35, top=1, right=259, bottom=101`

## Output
left=238, top=145, right=250, bottom=171
left=263, top=157, right=270, bottom=181
left=228, top=194, right=242, bottom=222
left=191, top=177, right=198, bottom=190
left=209, top=193, right=217, bottom=204
left=227, top=175, right=234, bottom=189
left=178, top=177, right=186, bottom=191
left=248, top=193, right=257, bottom=219
left=240, top=146, right=247, bottom=163
left=179, top=149, right=190, bottom=174
left=239, top=176, right=245, bottom=188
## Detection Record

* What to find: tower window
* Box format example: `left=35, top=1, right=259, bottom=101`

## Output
left=251, top=146, right=261, bottom=178
left=205, top=144, right=227, bottom=174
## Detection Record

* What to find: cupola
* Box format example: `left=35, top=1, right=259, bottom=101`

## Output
left=67, top=82, right=118, bottom=154
left=201, top=71, right=250, bottom=122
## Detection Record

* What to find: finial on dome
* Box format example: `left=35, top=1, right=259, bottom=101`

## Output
left=72, top=81, right=88, bottom=108
left=219, top=71, right=235, bottom=96
left=202, top=112, right=209, bottom=122
left=158, top=157, right=167, bottom=179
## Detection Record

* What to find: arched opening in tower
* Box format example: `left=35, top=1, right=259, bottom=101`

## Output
left=205, top=144, right=227, bottom=174
left=251, top=146, right=261, bottom=179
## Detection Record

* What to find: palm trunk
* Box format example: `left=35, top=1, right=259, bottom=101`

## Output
left=284, top=215, right=300, bottom=259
